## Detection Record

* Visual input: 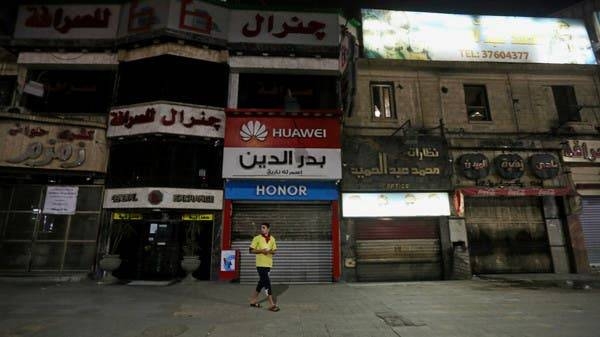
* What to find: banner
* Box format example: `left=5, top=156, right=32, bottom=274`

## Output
left=224, top=116, right=340, bottom=148
left=222, top=147, right=341, bottom=180
left=362, top=9, right=596, bottom=65
left=108, top=103, right=225, bottom=138
left=225, top=180, right=338, bottom=201
left=15, top=4, right=120, bottom=39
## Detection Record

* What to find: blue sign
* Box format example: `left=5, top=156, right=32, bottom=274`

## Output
left=225, top=180, right=338, bottom=201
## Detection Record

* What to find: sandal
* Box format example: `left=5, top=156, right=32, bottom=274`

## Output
left=250, top=303, right=261, bottom=308
left=268, top=305, right=280, bottom=312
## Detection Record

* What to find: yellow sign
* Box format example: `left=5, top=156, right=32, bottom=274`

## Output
left=182, top=214, right=213, bottom=221
left=112, top=213, right=143, bottom=220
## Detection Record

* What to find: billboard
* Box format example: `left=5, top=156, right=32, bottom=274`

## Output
left=362, top=9, right=596, bottom=65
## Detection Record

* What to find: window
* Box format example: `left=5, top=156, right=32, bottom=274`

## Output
left=0, top=76, right=16, bottom=108
left=464, top=85, right=491, bottom=121
left=552, top=85, right=580, bottom=124
left=370, top=82, right=395, bottom=119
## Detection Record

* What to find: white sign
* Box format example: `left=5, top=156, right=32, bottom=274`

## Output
left=342, top=192, right=451, bottom=217
left=221, top=250, right=236, bottom=272
left=103, top=187, right=223, bottom=209
left=229, top=10, right=340, bottom=46
left=15, top=4, right=121, bottom=40
left=107, top=103, right=225, bottom=138
left=223, top=147, right=341, bottom=180
left=362, top=9, right=596, bottom=65
left=43, top=186, right=79, bottom=215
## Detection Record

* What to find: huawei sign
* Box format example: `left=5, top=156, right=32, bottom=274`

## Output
left=240, top=121, right=268, bottom=142
left=239, top=120, right=327, bottom=142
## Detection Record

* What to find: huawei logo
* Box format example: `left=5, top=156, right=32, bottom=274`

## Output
left=240, top=121, right=268, bottom=142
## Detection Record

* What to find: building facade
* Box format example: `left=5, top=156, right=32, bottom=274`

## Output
left=342, top=9, right=600, bottom=281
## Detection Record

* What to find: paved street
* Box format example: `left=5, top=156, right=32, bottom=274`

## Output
left=0, top=279, right=599, bottom=337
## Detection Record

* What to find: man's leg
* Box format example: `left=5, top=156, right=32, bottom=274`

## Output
left=263, top=268, right=276, bottom=307
left=250, top=267, right=265, bottom=305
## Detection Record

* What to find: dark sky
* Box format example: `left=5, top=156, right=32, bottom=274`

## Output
left=237, top=0, right=586, bottom=19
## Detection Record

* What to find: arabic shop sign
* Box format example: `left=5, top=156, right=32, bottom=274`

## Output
left=457, top=152, right=561, bottom=181
left=225, top=180, right=338, bottom=201
left=342, top=136, right=451, bottom=191
left=229, top=10, right=340, bottom=46
left=529, top=154, right=560, bottom=180
left=119, top=0, right=229, bottom=40
left=15, top=4, right=120, bottom=39
left=458, top=153, right=490, bottom=180
left=494, top=154, right=525, bottom=180
left=362, top=9, right=596, bottom=65
left=222, top=148, right=341, bottom=180
left=1, top=119, right=107, bottom=173
left=107, top=103, right=224, bottom=139
left=103, top=187, right=223, bottom=209
left=562, top=140, right=600, bottom=163
left=224, top=117, right=340, bottom=148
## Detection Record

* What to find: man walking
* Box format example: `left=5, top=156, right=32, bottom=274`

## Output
left=249, top=222, right=280, bottom=312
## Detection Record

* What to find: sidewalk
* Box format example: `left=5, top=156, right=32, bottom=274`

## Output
left=0, top=278, right=599, bottom=337
left=477, top=273, right=600, bottom=289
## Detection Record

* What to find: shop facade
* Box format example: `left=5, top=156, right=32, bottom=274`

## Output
left=0, top=114, right=108, bottom=274
left=222, top=116, right=342, bottom=283
left=341, top=135, right=453, bottom=282
left=452, top=144, right=573, bottom=274
left=562, top=139, right=600, bottom=269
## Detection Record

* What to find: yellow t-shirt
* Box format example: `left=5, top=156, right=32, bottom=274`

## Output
left=250, top=235, right=277, bottom=268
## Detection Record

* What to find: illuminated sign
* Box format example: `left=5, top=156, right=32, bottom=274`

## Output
left=182, top=214, right=213, bottom=221
left=342, top=192, right=451, bottom=217
left=362, top=9, right=596, bottom=65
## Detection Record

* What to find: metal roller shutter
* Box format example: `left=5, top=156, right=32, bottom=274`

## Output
left=581, top=197, right=600, bottom=266
left=466, top=197, right=552, bottom=274
left=232, top=203, right=332, bottom=283
left=355, top=219, right=442, bottom=282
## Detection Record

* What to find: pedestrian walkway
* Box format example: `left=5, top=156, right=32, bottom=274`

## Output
left=0, top=279, right=599, bottom=337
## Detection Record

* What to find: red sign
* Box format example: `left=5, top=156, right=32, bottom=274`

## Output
left=458, top=187, right=572, bottom=197
left=224, top=117, right=340, bottom=148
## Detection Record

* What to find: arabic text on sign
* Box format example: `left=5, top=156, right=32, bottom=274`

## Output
left=242, top=13, right=326, bottom=40
left=563, top=140, right=600, bottom=162
left=349, top=152, right=442, bottom=179
left=110, top=107, right=221, bottom=131
left=24, top=6, right=112, bottom=34
left=6, top=140, right=87, bottom=168
left=239, top=150, right=327, bottom=169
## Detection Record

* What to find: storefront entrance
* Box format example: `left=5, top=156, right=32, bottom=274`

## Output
left=113, top=215, right=214, bottom=281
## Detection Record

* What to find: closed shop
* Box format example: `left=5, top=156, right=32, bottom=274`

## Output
left=581, top=197, right=600, bottom=266
left=354, top=218, right=441, bottom=281
left=341, top=135, right=452, bottom=282
left=465, top=197, right=552, bottom=274
left=231, top=203, right=332, bottom=283
left=0, top=184, right=103, bottom=273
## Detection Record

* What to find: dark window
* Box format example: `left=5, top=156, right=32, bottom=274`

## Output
left=116, top=55, right=228, bottom=107
left=464, top=85, right=491, bottom=121
left=22, top=70, right=115, bottom=114
left=552, top=85, right=580, bottom=124
left=106, top=139, right=223, bottom=189
left=238, top=73, right=338, bottom=110
left=0, top=76, right=16, bottom=108
left=370, top=82, right=395, bottom=119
